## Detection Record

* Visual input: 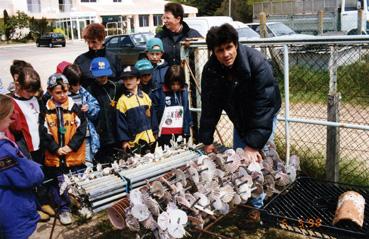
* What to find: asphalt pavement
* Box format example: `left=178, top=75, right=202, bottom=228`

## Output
left=0, top=40, right=86, bottom=90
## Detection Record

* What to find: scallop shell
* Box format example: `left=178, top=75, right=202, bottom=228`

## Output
left=232, top=193, right=242, bottom=205
left=197, top=155, right=209, bottom=165
left=224, top=154, right=241, bottom=173
left=193, top=192, right=209, bottom=207
left=157, top=211, right=170, bottom=230
left=219, top=185, right=235, bottom=203
left=248, top=160, right=263, bottom=173
left=187, top=166, right=199, bottom=184
left=131, top=203, right=150, bottom=221
left=129, top=189, right=143, bottom=205
left=188, top=215, right=204, bottom=228
left=275, top=172, right=290, bottom=187
left=125, top=212, right=140, bottom=232
left=175, top=169, right=187, bottom=187
left=150, top=181, right=165, bottom=199
left=142, top=192, right=160, bottom=216
left=168, top=224, right=186, bottom=239
left=142, top=214, right=158, bottom=231
left=175, top=195, right=191, bottom=208
left=224, top=148, right=236, bottom=157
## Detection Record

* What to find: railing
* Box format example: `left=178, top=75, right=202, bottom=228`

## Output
left=181, top=35, right=369, bottom=186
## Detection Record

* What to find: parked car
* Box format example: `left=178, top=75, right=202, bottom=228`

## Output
left=184, top=16, right=233, bottom=37
left=104, top=32, right=154, bottom=66
left=236, top=26, right=260, bottom=40
left=246, top=22, right=314, bottom=39
left=36, top=33, right=66, bottom=48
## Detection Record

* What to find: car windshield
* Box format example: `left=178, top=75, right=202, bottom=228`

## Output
left=132, top=33, right=154, bottom=46
left=268, top=23, right=295, bottom=36
left=237, top=27, right=260, bottom=38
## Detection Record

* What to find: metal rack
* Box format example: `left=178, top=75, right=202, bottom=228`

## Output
left=262, top=177, right=369, bottom=238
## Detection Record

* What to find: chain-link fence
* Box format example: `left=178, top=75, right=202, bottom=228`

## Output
left=182, top=36, right=369, bottom=186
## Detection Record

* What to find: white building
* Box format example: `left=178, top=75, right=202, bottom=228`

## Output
left=1, top=0, right=198, bottom=40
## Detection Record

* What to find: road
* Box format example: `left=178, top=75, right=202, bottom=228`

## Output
left=0, top=40, right=86, bottom=90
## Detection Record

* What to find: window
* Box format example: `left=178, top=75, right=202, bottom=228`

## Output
left=105, top=36, right=119, bottom=48
left=153, top=14, right=162, bottom=26
left=81, top=0, right=96, bottom=2
left=139, top=15, right=149, bottom=27
left=27, top=0, right=41, bottom=13
left=120, top=36, right=133, bottom=47
left=113, top=0, right=122, bottom=2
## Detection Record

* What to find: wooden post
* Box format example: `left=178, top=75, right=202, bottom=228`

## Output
left=259, top=12, right=267, bottom=38
left=259, top=12, right=267, bottom=56
left=326, top=46, right=340, bottom=182
left=318, top=10, right=324, bottom=35
left=358, top=9, right=363, bottom=35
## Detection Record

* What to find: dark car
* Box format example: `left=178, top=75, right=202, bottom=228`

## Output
left=104, top=32, right=154, bottom=66
left=36, top=33, right=66, bottom=48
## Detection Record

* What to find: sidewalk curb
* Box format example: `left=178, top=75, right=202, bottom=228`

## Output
left=0, top=40, right=82, bottom=49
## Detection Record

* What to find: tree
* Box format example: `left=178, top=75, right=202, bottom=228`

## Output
left=3, top=9, right=11, bottom=41
left=215, top=0, right=253, bottom=23
left=174, top=0, right=223, bottom=16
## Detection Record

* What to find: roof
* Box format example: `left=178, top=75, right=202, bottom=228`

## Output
left=80, top=0, right=198, bottom=16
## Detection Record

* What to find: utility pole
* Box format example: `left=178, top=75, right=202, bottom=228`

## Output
left=229, top=0, right=231, bottom=17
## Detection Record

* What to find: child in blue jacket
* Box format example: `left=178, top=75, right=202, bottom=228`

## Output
left=150, top=65, right=192, bottom=146
left=0, top=94, right=44, bottom=239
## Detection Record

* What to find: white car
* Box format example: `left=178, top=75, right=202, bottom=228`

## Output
left=246, top=22, right=314, bottom=39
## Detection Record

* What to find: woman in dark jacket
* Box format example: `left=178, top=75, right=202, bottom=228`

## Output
left=74, top=23, right=121, bottom=88
left=156, top=2, right=202, bottom=66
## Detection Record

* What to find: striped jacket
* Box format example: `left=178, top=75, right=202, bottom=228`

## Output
left=116, top=89, right=157, bottom=147
left=41, top=97, right=87, bottom=167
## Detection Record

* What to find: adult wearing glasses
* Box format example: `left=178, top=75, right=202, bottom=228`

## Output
left=156, top=2, right=202, bottom=66
left=74, top=23, right=121, bottom=88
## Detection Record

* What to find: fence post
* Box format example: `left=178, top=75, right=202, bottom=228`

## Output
left=358, top=9, right=363, bottom=35
left=259, top=12, right=268, bottom=56
left=326, top=46, right=340, bottom=182
left=318, top=10, right=324, bottom=35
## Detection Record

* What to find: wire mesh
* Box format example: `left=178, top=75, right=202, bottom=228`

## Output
left=183, top=37, right=369, bottom=187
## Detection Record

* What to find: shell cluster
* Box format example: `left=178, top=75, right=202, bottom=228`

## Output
left=109, top=142, right=299, bottom=238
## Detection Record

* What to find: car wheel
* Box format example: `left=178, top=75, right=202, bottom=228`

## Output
left=36, top=42, right=40, bottom=47
left=62, top=43, right=66, bottom=47
left=49, top=43, right=53, bottom=48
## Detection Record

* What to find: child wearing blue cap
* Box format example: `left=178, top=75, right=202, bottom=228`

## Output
left=87, top=57, right=124, bottom=163
left=135, top=58, right=155, bottom=94
left=145, top=37, right=169, bottom=87
left=116, top=66, right=157, bottom=154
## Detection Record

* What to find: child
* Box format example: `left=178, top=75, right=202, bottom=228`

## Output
left=41, top=73, right=87, bottom=225
left=9, top=66, right=42, bottom=161
left=87, top=57, right=124, bottom=163
left=8, top=60, right=33, bottom=94
left=145, top=38, right=169, bottom=86
left=135, top=58, right=155, bottom=94
left=150, top=65, right=192, bottom=146
left=8, top=66, right=55, bottom=221
left=0, top=94, right=44, bottom=239
left=116, top=66, right=157, bottom=154
left=60, top=62, right=100, bottom=167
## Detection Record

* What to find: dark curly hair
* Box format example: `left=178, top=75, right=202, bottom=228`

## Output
left=82, top=23, right=106, bottom=42
left=206, top=23, right=239, bottom=53
left=17, top=67, right=41, bottom=93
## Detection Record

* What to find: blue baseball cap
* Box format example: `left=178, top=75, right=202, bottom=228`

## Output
left=90, top=57, right=113, bottom=78
left=135, top=59, right=153, bottom=76
left=146, top=38, right=164, bottom=53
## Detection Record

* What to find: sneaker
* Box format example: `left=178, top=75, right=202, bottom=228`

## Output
left=38, top=210, right=50, bottom=222
left=41, top=204, right=55, bottom=217
left=59, top=211, right=72, bottom=225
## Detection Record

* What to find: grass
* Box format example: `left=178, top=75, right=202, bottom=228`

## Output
left=275, top=55, right=369, bottom=105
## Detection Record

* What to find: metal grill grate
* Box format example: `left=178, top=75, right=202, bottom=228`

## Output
left=262, top=177, right=369, bottom=238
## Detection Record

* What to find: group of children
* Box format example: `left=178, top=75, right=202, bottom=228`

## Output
left=0, top=37, right=192, bottom=238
